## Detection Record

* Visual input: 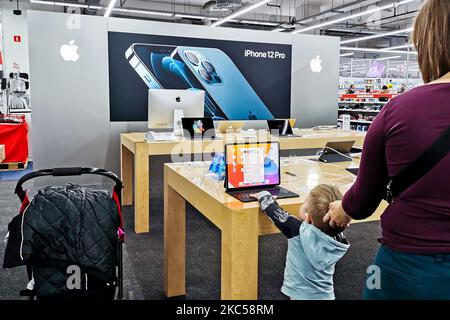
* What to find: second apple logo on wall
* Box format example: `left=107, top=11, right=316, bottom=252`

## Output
left=310, top=56, right=322, bottom=73
left=60, top=40, right=80, bottom=62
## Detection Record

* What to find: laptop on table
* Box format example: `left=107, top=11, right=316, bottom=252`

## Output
left=181, top=117, right=218, bottom=140
left=318, top=140, right=356, bottom=163
left=224, top=141, right=299, bottom=203
left=267, top=119, right=301, bottom=138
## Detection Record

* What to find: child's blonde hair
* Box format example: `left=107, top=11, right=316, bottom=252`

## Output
left=307, top=184, right=343, bottom=236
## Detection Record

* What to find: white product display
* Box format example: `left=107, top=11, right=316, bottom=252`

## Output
left=145, top=131, right=177, bottom=141
left=173, top=109, right=184, bottom=136
left=147, top=89, right=204, bottom=130
left=342, top=114, right=351, bottom=131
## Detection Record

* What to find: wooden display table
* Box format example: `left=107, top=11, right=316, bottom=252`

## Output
left=120, top=129, right=366, bottom=233
left=164, top=157, right=386, bottom=300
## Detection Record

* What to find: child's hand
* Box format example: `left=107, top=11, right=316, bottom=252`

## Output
left=250, top=192, right=277, bottom=200
left=249, top=192, right=263, bottom=200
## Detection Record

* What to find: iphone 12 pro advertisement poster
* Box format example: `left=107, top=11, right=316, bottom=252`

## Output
left=108, top=31, right=292, bottom=121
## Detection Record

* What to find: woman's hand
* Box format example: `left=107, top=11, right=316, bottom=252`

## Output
left=323, top=200, right=352, bottom=229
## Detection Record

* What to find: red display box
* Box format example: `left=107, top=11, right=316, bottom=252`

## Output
left=0, top=115, right=29, bottom=163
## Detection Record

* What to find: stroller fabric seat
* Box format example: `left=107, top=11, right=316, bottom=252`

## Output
left=4, top=184, right=121, bottom=299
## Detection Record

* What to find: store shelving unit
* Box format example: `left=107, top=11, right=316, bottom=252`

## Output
left=337, top=93, right=394, bottom=130
left=338, top=77, right=422, bottom=94
left=339, top=58, right=423, bottom=93
left=9, top=109, right=31, bottom=114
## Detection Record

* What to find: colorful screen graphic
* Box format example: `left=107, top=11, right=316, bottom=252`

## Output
left=225, top=142, right=280, bottom=189
left=193, top=120, right=205, bottom=134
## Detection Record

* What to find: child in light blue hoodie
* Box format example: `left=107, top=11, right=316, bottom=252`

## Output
left=253, top=184, right=349, bottom=300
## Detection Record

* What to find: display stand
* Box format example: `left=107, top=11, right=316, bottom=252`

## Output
left=173, top=109, right=184, bottom=136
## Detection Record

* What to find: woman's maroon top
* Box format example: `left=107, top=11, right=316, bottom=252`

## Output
left=342, top=83, right=450, bottom=254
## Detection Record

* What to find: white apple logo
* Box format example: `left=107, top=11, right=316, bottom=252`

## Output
left=310, top=55, right=322, bottom=73
left=60, top=40, right=79, bottom=62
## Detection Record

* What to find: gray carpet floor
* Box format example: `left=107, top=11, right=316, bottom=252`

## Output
left=0, top=179, right=382, bottom=300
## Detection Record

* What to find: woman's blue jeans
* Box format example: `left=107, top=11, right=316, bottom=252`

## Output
left=364, top=245, right=450, bottom=300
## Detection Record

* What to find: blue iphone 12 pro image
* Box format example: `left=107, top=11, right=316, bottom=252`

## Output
left=125, top=43, right=225, bottom=119
left=172, top=46, right=274, bottom=120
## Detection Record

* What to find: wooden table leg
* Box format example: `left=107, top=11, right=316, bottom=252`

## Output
left=221, top=209, right=259, bottom=300
left=121, top=144, right=134, bottom=206
left=134, top=143, right=150, bottom=233
left=164, top=167, right=186, bottom=297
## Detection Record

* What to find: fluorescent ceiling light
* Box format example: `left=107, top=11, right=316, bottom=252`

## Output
left=340, top=46, right=418, bottom=55
left=340, top=27, right=414, bottom=45
left=241, top=20, right=279, bottom=26
left=385, top=44, right=414, bottom=51
left=104, top=0, right=117, bottom=17
left=212, top=0, right=272, bottom=27
left=292, top=0, right=416, bottom=34
left=376, top=55, right=402, bottom=61
left=340, top=52, right=354, bottom=57
left=114, top=8, right=174, bottom=17
left=174, top=13, right=206, bottom=19
left=30, top=0, right=102, bottom=9
left=31, top=0, right=182, bottom=18
left=174, top=13, right=218, bottom=20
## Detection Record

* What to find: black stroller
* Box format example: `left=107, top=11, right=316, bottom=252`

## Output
left=3, top=167, right=124, bottom=300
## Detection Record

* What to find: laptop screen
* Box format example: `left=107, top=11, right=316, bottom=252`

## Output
left=225, top=142, right=280, bottom=190
left=324, top=140, right=355, bottom=153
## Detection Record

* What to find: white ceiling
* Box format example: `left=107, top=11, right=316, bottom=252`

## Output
left=26, top=0, right=423, bottom=58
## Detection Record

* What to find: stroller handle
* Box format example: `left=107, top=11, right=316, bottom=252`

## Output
left=15, top=167, right=123, bottom=202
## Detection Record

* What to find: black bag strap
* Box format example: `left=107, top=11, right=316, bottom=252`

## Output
left=387, top=126, right=450, bottom=202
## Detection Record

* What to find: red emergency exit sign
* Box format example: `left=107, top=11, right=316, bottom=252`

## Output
left=13, top=35, right=21, bottom=42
